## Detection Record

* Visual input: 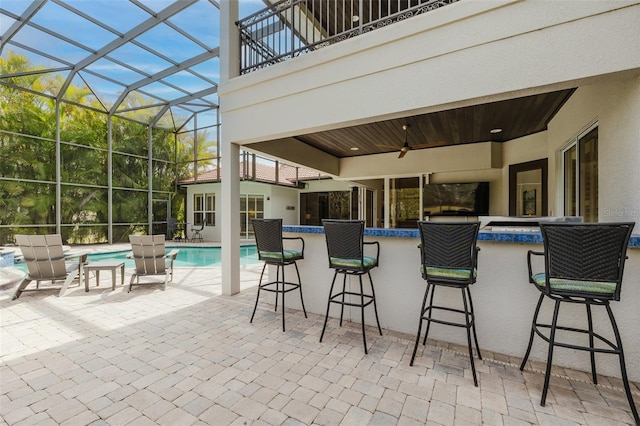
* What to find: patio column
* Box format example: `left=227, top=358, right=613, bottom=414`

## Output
left=220, top=0, right=241, bottom=295
left=384, top=177, right=390, bottom=228
left=220, top=0, right=239, bottom=82
left=221, top=143, right=240, bottom=295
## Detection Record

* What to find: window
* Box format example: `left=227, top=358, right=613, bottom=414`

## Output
left=563, top=125, right=598, bottom=222
left=390, top=177, right=420, bottom=228
left=241, top=194, right=264, bottom=239
left=509, top=159, right=548, bottom=217
left=300, top=191, right=350, bottom=226
left=193, top=193, right=215, bottom=226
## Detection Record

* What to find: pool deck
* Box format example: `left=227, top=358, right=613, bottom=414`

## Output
left=1, top=251, right=639, bottom=425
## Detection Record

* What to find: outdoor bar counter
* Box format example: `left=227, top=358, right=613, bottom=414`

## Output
left=278, top=225, right=640, bottom=382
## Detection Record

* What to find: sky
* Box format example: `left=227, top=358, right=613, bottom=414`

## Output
left=1, top=0, right=267, bottom=130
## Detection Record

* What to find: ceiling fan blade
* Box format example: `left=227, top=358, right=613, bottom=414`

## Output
left=398, top=150, right=408, bottom=159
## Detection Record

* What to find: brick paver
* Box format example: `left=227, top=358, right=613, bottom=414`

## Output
left=1, top=261, right=638, bottom=425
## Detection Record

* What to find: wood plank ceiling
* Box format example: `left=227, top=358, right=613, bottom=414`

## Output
left=290, top=89, right=575, bottom=158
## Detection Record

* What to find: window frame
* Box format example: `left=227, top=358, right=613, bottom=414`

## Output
left=561, top=122, right=598, bottom=222
left=509, top=158, right=548, bottom=217
left=193, top=193, right=215, bottom=226
left=240, top=194, right=265, bottom=239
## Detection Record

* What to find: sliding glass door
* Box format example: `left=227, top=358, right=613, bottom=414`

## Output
left=240, top=194, right=264, bottom=239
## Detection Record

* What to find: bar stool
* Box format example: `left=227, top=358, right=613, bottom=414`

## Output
left=519, top=222, right=638, bottom=424
left=320, top=220, right=382, bottom=354
left=250, top=218, right=307, bottom=332
left=410, top=221, right=482, bottom=386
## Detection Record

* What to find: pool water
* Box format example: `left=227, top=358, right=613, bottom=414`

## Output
left=88, top=245, right=259, bottom=268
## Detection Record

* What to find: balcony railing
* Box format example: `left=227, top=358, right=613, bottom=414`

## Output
left=237, top=0, right=458, bottom=74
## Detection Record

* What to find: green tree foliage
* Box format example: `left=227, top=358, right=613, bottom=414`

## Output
left=0, top=51, right=209, bottom=243
left=177, top=129, right=218, bottom=176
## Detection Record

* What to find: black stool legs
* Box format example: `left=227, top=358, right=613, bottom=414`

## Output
left=519, top=295, right=639, bottom=425
left=606, top=303, right=640, bottom=426
left=250, top=261, right=307, bottom=332
left=410, top=283, right=482, bottom=387
left=320, top=270, right=382, bottom=354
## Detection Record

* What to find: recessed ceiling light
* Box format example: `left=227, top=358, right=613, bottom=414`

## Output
left=490, top=128, right=503, bottom=134
left=350, top=147, right=359, bottom=151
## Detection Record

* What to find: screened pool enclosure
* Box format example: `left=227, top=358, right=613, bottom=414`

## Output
left=0, top=0, right=266, bottom=244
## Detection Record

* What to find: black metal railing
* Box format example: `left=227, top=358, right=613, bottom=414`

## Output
left=238, top=0, right=457, bottom=74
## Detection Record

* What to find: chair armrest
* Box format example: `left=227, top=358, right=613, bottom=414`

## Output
left=65, top=249, right=90, bottom=263
left=527, top=250, right=544, bottom=283
left=63, top=250, right=90, bottom=277
left=164, top=249, right=179, bottom=260
left=473, top=246, right=481, bottom=267
left=283, top=237, right=305, bottom=255
left=364, top=241, right=380, bottom=264
left=64, top=250, right=90, bottom=274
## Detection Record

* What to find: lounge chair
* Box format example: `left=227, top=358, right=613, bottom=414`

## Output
left=128, top=235, right=179, bottom=292
left=12, top=234, right=87, bottom=300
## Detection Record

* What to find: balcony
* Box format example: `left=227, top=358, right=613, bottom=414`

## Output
left=237, top=0, right=458, bottom=74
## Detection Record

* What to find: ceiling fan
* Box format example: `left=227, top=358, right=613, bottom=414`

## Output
left=376, top=124, right=445, bottom=158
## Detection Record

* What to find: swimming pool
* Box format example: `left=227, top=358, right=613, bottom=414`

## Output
left=88, top=245, right=259, bottom=268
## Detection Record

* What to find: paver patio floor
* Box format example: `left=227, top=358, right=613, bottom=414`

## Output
left=1, top=264, right=638, bottom=425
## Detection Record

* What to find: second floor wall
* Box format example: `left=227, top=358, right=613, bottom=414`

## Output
left=219, top=0, right=640, bottom=222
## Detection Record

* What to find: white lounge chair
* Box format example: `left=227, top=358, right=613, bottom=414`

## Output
left=12, top=234, right=87, bottom=299
left=128, top=235, right=179, bottom=292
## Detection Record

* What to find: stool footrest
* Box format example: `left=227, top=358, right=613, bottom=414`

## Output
left=421, top=305, right=475, bottom=328
left=259, top=280, right=302, bottom=294
left=329, top=291, right=374, bottom=308
left=532, top=322, right=619, bottom=354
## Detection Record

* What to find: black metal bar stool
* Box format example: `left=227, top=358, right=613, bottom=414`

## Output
left=410, top=221, right=482, bottom=386
left=250, top=218, right=307, bottom=332
left=320, top=220, right=382, bottom=354
left=519, top=222, right=638, bottom=424
left=190, top=220, right=206, bottom=242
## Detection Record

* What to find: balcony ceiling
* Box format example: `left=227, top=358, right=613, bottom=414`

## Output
left=289, top=89, right=575, bottom=158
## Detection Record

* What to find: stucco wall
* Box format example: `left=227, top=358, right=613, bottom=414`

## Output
left=278, top=231, right=640, bottom=382
left=220, top=0, right=640, bottom=161
left=301, top=179, right=353, bottom=193
left=547, top=77, right=640, bottom=222
left=268, top=185, right=299, bottom=225
left=184, top=182, right=218, bottom=242
left=219, top=1, right=640, bottom=220
left=184, top=181, right=298, bottom=241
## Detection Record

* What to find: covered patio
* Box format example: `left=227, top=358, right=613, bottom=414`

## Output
left=3, top=1, right=640, bottom=424
left=1, top=263, right=639, bottom=425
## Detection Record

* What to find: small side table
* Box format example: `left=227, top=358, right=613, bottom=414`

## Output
left=85, top=261, right=125, bottom=292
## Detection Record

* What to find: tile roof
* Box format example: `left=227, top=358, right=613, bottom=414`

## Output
left=179, top=161, right=329, bottom=186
